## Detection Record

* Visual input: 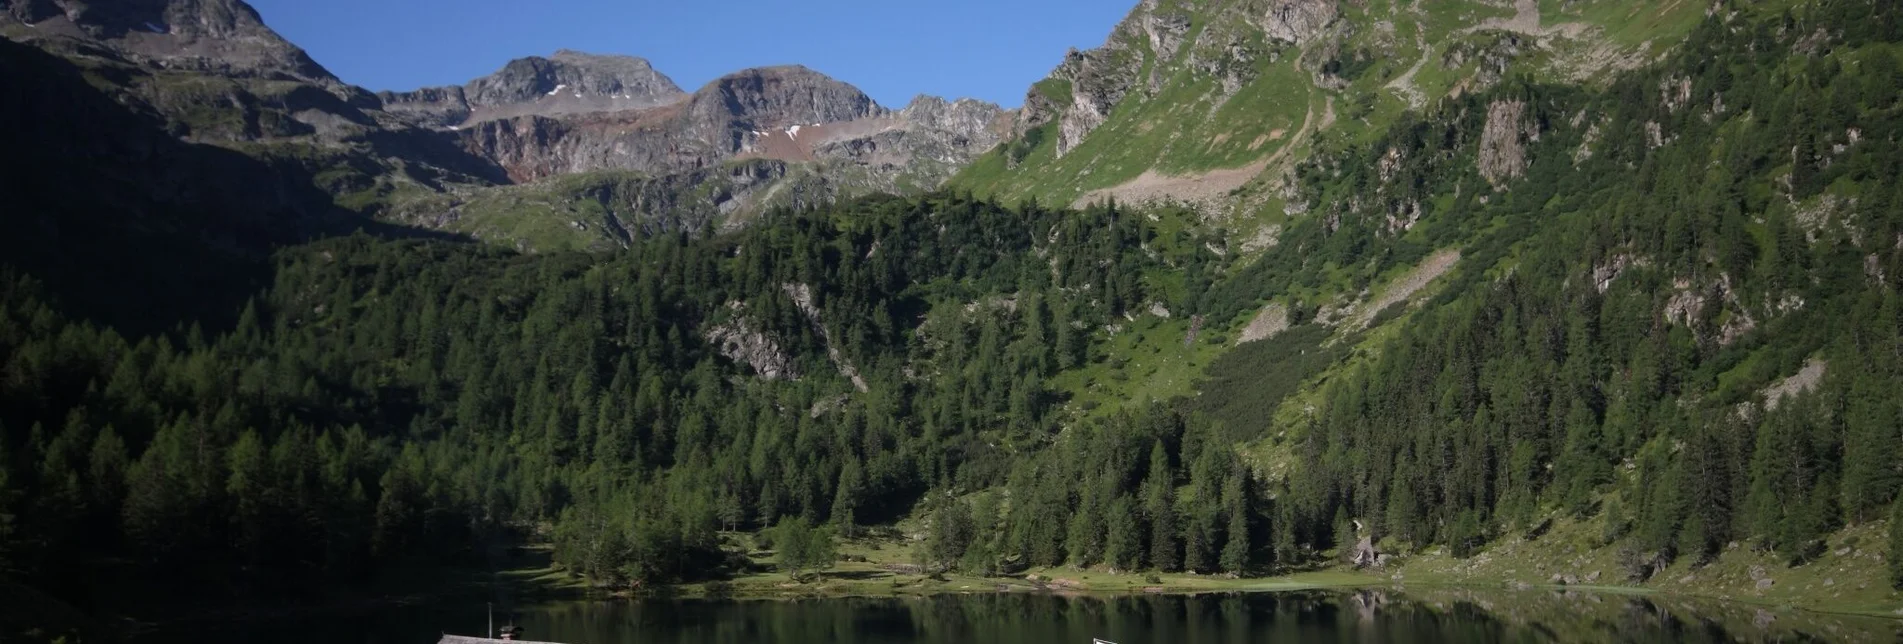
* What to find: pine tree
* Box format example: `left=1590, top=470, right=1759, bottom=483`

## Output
left=1220, top=470, right=1253, bottom=575
left=831, top=458, right=864, bottom=538
left=1142, top=443, right=1178, bottom=571
left=1840, top=369, right=1901, bottom=523
left=773, top=516, right=835, bottom=582
left=1103, top=496, right=1142, bottom=572
left=226, top=430, right=270, bottom=564
left=923, top=498, right=975, bottom=572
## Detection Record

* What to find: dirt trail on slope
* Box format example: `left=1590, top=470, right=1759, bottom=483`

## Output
left=1072, top=97, right=1330, bottom=211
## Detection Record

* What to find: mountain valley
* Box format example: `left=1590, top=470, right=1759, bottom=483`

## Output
left=4, top=0, right=1903, bottom=640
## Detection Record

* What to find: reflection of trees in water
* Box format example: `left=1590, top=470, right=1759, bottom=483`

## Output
left=490, top=590, right=1895, bottom=644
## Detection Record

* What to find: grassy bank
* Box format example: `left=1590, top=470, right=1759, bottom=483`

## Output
left=637, top=523, right=1903, bottom=623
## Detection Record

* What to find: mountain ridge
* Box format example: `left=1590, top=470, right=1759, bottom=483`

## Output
left=0, top=0, right=1016, bottom=250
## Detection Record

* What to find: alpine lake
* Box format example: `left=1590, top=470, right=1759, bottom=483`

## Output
left=133, top=586, right=1903, bottom=643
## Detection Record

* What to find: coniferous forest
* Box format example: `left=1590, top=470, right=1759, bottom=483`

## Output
left=4, top=0, right=1903, bottom=631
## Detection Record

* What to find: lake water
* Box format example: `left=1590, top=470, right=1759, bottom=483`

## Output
left=139, top=588, right=1902, bottom=643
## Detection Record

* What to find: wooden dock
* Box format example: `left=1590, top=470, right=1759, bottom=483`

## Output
left=438, top=636, right=566, bottom=644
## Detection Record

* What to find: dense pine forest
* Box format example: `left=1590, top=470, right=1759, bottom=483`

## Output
left=4, top=0, right=1903, bottom=630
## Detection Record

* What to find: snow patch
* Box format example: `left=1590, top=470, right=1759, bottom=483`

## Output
left=546, top=84, right=567, bottom=96
left=786, top=125, right=803, bottom=139
left=144, top=22, right=167, bottom=33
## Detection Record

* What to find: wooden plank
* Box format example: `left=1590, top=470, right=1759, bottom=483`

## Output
left=438, top=635, right=567, bottom=644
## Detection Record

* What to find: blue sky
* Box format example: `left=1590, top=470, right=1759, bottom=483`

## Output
left=248, top=0, right=1134, bottom=108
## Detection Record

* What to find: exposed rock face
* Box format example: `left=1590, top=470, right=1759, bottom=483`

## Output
left=380, top=50, right=685, bottom=128
left=2, top=0, right=1017, bottom=247
left=799, top=96, right=1011, bottom=187
left=454, top=65, right=1004, bottom=199
left=1350, top=535, right=1380, bottom=568
left=896, top=95, right=1010, bottom=148
left=1014, top=3, right=1155, bottom=156
left=1004, top=0, right=1349, bottom=165
left=1257, top=0, right=1339, bottom=44
left=1478, top=99, right=1531, bottom=185
left=2, top=0, right=342, bottom=84
left=1055, top=52, right=1131, bottom=157
left=705, top=305, right=799, bottom=381
left=453, top=66, right=886, bottom=182
left=469, top=50, right=680, bottom=109
left=376, top=85, right=469, bottom=128
left=1763, top=359, right=1828, bottom=410
left=689, top=65, right=880, bottom=130
left=0, top=0, right=505, bottom=189
left=785, top=282, right=870, bottom=393
left=1237, top=303, right=1290, bottom=344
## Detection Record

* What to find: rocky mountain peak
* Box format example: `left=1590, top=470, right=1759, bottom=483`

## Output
left=899, top=95, right=1011, bottom=141
left=464, top=50, right=682, bottom=107
left=688, top=65, right=883, bottom=129
left=3, top=0, right=337, bottom=82
left=381, top=49, right=686, bottom=128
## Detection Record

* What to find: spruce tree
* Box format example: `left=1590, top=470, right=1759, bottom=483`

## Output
left=1220, top=470, right=1253, bottom=575
left=1142, top=443, right=1178, bottom=571
left=1104, top=496, right=1142, bottom=572
left=924, top=498, right=975, bottom=572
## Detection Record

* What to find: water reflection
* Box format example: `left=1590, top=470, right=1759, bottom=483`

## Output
left=149, top=588, right=1902, bottom=643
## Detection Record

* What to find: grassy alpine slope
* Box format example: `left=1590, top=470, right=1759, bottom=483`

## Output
left=998, top=0, right=1903, bottom=617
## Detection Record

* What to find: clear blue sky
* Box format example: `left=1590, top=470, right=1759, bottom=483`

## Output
left=248, top=0, right=1134, bottom=108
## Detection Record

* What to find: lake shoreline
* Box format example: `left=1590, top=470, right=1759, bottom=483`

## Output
left=661, top=571, right=1903, bottom=621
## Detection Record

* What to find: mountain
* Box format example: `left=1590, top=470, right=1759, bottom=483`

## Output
left=4, top=0, right=343, bottom=84
left=359, top=61, right=1014, bottom=248
left=0, top=0, right=1012, bottom=252
left=4, top=0, right=1903, bottom=638
left=951, top=0, right=1710, bottom=230
left=379, top=49, right=687, bottom=128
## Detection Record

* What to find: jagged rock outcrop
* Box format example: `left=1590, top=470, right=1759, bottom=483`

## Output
left=705, top=305, right=799, bottom=380
left=1478, top=99, right=1531, bottom=185
left=689, top=65, right=881, bottom=130
left=1013, top=1, right=1161, bottom=156
left=784, top=282, right=870, bottom=393
left=376, top=85, right=469, bottom=128
left=454, top=65, right=1004, bottom=200
left=382, top=49, right=688, bottom=129
left=897, top=95, right=1010, bottom=147
left=1256, top=0, right=1339, bottom=44
left=382, top=50, right=685, bottom=128
left=453, top=66, right=885, bottom=182
left=2, top=0, right=344, bottom=84
left=1351, top=535, right=1380, bottom=568
left=0, top=0, right=505, bottom=188
left=1054, top=46, right=1137, bottom=157
left=800, top=96, right=1011, bottom=186
left=468, top=50, right=680, bottom=109
left=0, top=0, right=1022, bottom=248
